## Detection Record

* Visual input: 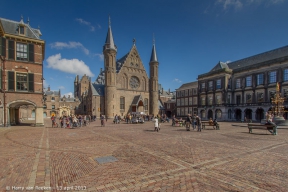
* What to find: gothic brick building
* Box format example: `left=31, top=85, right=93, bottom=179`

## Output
left=75, top=19, right=160, bottom=118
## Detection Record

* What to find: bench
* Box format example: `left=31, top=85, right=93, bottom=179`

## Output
left=247, top=123, right=277, bottom=135
left=173, top=120, right=185, bottom=127
left=201, top=121, right=220, bottom=130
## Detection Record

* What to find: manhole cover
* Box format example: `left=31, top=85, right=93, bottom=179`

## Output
left=95, top=156, right=118, bottom=164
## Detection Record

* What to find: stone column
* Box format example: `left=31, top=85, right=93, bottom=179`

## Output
left=35, top=107, right=44, bottom=127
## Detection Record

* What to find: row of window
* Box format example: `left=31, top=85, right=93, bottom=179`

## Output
left=202, top=79, right=222, bottom=90
left=176, top=97, right=198, bottom=106
left=199, top=70, right=288, bottom=91
left=176, top=88, right=198, bottom=97
left=198, top=90, right=287, bottom=105
left=176, top=107, right=198, bottom=116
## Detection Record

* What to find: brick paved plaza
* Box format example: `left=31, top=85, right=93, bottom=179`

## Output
left=0, top=119, right=288, bottom=192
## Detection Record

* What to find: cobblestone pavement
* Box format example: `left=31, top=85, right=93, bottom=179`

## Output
left=1, top=119, right=288, bottom=192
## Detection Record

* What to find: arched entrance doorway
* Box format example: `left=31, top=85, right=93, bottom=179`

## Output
left=245, top=108, right=252, bottom=120
left=59, top=105, right=71, bottom=116
left=131, top=95, right=145, bottom=114
left=284, top=107, right=288, bottom=120
left=215, top=109, right=222, bottom=119
left=234, top=108, right=242, bottom=121
left=255, top=108, right=264, bottom=122
left=7, top=100, right=44, bottom=126
left=200, top=110, right=206, bottom=119
left=207, top=109, right=213, bottom=119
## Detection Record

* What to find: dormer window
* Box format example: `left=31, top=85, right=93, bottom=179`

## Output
left=19, top=25, right=25, bottom=35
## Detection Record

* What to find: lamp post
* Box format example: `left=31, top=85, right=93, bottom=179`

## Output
left=0, top=55, right=6, bottom=127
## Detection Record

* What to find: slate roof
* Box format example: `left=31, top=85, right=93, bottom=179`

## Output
left=91, top=83, right=105, bottom=96
left=94, top=70, right=105, bottom=85
left=158, top=100, right=165, bottom=110
left=176, top=81, right=198, bottom=90
left=45, top=90, right=60, bottom=96
left=0, top=17, right=42, bottom=39
left=208, top=45, right=288, bottom=73
left=131, top=95, right=143, bottom=105
left=116, top=53, right=129, bottom=72
left=210, top=61, right=229, bottom=72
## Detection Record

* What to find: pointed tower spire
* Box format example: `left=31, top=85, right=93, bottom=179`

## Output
left=103, top=16, right=117, bottom=51
left=150, top=34, right=158, bottom=62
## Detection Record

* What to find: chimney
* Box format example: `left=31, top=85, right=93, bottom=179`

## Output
left=100, top=68, right=102, bottom=73
left=162, top=87, right=164, bottom=94
left=168, top=88, right=170, bottom=94
left=48, top=86, right=50, bottom=91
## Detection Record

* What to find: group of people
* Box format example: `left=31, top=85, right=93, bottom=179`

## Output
left=51, top=114, right=94, bottom=128
left=170, top=114, right=202, bottom=131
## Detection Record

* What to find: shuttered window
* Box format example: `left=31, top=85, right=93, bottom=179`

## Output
left=0, top=37, right=6, bottom=57
left=29, top=44, right=34, bottom=62
left=8, top=40, right=14, bottom=60
left=28, top=73, right=34, bottom=92
left=8, top=71, right=15, bottom=91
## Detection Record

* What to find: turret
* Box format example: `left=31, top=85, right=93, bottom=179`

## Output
left=104, top=16, right=117, bottom=118
left=149, top=37, right=159, bottom=116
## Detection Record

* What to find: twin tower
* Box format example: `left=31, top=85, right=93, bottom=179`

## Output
left=103, top=18, right=159, bottom=118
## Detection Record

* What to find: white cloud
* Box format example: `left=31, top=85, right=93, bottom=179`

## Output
left=50, top=42, right=89, bottom=55
left=43, top=79, right=49, bottom=89
left=173, top=78, right=182, bottom=83
left=94, top=53, right=104, bottom=60
left=216, top=0, right=286, bottom=10
left=63, top=92, right=74, bottom=98
left=46, top=54, right=94, bottom=77
left=76, top=18, right=96, bottom=31
left=216, top=0, right=243, bottom=10
left=58, top=86, right=65, bottom=89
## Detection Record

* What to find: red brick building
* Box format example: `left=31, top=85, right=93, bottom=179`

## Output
left=0, top=17, right=45, bottom=126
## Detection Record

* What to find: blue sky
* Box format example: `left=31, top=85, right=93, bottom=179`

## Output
left=1, top=0, right=288, bottom=97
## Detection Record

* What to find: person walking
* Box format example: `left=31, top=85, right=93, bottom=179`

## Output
left=153, top=116, right=160, bottom=132
left=186, top=114, right=191, bottom=131
left=196, top=115, right=202, bottom=132
left=192, top=114, right=196, bottom=130
left=101, top=115, right=105, bottom=127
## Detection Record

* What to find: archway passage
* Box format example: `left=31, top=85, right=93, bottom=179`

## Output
left=234, top=109, right=242, bottom=121
left=255, top=108, right=264, bottom=122
left=7, top=100, right=43, bottom=126
left=245, top=108, right=252, bottom=120
left=208, top=110, right=213, bottom=119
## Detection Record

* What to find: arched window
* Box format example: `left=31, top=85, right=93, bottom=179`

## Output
left=144, top=98, right=148, bottom=111
left=120, top=97, right=125, bottom=110
left=43, top=104, right=47, bottom=109
left=51, top=97, right=55, bottom=101
left=216, top=109, right=222, bottom=119
left=142, top=77, right=146, bottom=91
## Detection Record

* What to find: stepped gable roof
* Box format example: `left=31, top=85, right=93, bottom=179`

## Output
left=158, top=100, right=165, bottom=110
left=94, top=70, right=105, bottom=85
left=0, top=17, right=42, bottom=39
left=176, top=81, right=198, bottom=90
left=91, top=83, right=105, bottom=96
left=227, top=45, right=288, bottom=70
left=210, top=61, right=229, bottom=72
left=131, top=95, right=143, bottom=106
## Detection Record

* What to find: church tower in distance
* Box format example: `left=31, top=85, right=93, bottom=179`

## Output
left=149, top=39, right=159, bottom=116
left=103, top=17, right=117, bottom=118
